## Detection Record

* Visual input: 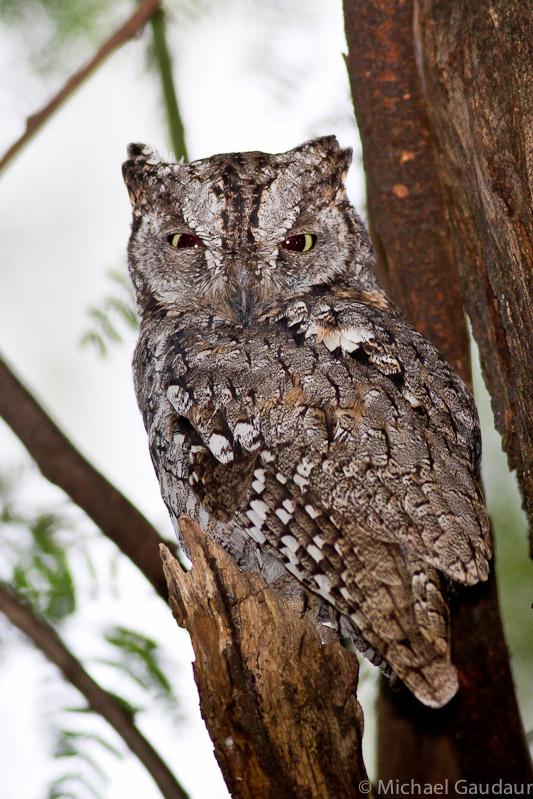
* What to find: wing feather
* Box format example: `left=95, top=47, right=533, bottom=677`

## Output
left=163, top=293, right=490, bottom=706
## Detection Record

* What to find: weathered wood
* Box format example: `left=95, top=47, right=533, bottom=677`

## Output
left=161, top=516, right=371, bottom=799
left=414, top=0, right=533, bottom=540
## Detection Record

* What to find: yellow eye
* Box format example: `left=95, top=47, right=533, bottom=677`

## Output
left=280, top=234, right=316, bottom=252
left=167, top=233, right=204, bottom=249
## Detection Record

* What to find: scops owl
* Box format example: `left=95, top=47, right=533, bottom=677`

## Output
left=123, top=136, right=491, bottom=708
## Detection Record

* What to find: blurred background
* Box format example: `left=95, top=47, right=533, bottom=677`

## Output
left=0, top=1, right=530, bottom=797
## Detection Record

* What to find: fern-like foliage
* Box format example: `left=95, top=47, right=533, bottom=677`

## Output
left=1, top=471, right=80, bottom=622
left=101, top=626, right=179, bottom=714
left=81, top=269, right=138, bottom=357
left=0, top=465, right=183, bottom=797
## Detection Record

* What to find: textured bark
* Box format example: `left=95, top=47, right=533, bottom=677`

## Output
left=161, top=516, right=371, bottom=799
left=343, top=0, right=532, bottom=788
left=414, top=0, right=533, bottom=542
left=344, top=0, right=470, bottom=383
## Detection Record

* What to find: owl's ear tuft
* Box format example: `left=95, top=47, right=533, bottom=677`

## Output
left=122, top=143, right=166, bottom=207
left=291, top=136, right=352, bottom=184
left=126, top=143, right=165, bottom=164
left=122, top=158, right=143, bottom=207
left=291, top=135, right=346, bottom=162
left=338, top=147, right=353, bottom=181
left=293, top=135, right=339, bottom=157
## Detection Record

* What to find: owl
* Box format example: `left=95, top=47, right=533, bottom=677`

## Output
left=123, top=136, right=491, bottom=708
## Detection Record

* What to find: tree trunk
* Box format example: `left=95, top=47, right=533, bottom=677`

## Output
left=413, top=0, right=533, bottom=544
left=343, top=0, right=532, bottom=788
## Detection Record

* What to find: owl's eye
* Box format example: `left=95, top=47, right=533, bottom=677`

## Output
left=167, top=233, right=204, bottom=249
left=280, top=234, right=316, bottom=252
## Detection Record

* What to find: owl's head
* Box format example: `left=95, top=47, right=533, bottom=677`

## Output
left=123, top=136, right=375, bottom=325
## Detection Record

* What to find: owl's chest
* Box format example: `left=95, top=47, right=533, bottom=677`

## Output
left=134, top=315, right=410, bottom=463
left=158, top=319, right=366, bottom=414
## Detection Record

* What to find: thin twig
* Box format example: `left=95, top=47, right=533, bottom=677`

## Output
left=0, top=582, right=189, bottom=799
left=0, top=353, right=177, bottom=600
left=0, top=0, right=161, bottom=174
left=150, top=9, right=189, bottom=161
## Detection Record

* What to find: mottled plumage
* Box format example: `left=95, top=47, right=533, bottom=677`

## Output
left=123, top=137, right=491, bottom=707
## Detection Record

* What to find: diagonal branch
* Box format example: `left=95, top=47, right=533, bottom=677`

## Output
left=0, top=353, right=175, bottom=600
left=0, top=0, right=161, bottom=174
left=0, top=581, right=189, bottom=799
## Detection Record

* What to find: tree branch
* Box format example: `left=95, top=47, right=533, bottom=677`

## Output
left=0, top=0, right=161, bottom=175
left=343, top=0, right=470, bottom=383
left=150, top=9, right=189, bottom=161
left=0, top=581, right=189, bottom=799
left=0, top=353, right=175, bottom=600
left=161, top=516, right=371, bottom=799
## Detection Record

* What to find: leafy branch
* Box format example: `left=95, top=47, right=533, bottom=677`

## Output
left=0, top=353, right=179, bottom=599
left=81, top=269, right=138, bottom=356
left=0, top=0, right=161, bottom=174
left=1, top=465, right=184, bottom=796
left=0, top=582, right=190, bottom=799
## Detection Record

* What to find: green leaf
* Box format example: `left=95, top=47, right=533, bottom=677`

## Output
left=104, top=626, right=174, bottom=698
left=81, top=268, right=138, bottom=357
left=79, top=331, right=107, bottom=357
left=106, top=297, right=138, bottom=329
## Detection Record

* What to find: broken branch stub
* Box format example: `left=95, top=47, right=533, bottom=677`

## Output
left=160, top=515, right=371, bottom=799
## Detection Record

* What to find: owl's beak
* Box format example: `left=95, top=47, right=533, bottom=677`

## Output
left=228, top=267, right=259, bottom=328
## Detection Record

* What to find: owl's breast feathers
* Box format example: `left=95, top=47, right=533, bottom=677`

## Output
left=158, top=289, right=491, bottom=708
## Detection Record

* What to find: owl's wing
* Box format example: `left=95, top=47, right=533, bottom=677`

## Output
left=164, top=294, right=490, bottom=706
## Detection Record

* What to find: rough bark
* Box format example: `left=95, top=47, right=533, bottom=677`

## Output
left=413, top=0, right=533, bottom=543
left=343, top=0, right=470, bottom=382
left=161, top=516, right=371, bottom=799
left=343, top=0, right=532, bottom=788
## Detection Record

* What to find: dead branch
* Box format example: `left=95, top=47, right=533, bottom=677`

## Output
left=0, top=353, right=175, bottom=600
left=0, top=581, right=189, bottom=799
left=161, top=516, right=371, bottom=799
